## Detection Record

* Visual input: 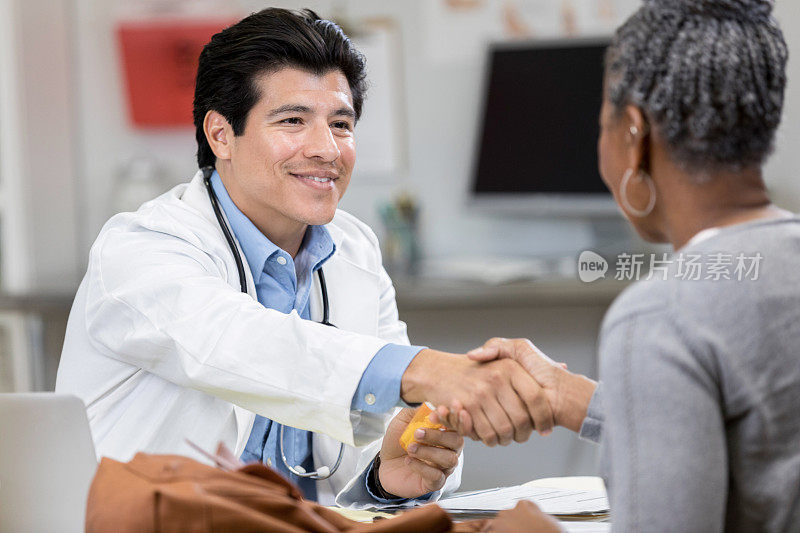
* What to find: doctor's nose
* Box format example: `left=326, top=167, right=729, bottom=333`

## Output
left=303, top=121, right=341, bottom=163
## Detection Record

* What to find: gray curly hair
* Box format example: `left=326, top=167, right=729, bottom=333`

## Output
left=605, top=0, right=788, bottom=170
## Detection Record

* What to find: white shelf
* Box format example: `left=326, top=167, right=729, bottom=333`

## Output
left=394, top=276, right=629, bottom=311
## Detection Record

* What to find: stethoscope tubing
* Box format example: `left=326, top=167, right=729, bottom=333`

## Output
left=279, top=424, right=345, bottom=480
left=204, top=169, right=248, bottom=293
left=202, top=166, right=344, bottom=480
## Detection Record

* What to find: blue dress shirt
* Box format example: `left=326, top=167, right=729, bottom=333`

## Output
left=209, top=171, right=423, bottom=501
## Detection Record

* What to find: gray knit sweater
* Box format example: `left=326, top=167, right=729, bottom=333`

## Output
left=579, top=217, right=800, bottom=532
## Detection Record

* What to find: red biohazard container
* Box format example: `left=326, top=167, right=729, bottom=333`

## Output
left=116, top=18, right=235, bottom=127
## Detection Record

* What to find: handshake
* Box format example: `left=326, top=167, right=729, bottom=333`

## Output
left=399, top=339, right=598, bottom=446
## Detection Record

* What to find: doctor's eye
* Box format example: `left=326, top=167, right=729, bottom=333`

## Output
left=331, top=121, right=353, bottom=132
left=280, top=117, right=303, bottom=125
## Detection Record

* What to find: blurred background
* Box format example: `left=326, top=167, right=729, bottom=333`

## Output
left=1, top=0, right=799, bottom=490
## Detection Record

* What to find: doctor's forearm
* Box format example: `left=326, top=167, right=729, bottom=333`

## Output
left=401, top=349, right=475, bottom=404
left=399, top=348, right=440, bottom=403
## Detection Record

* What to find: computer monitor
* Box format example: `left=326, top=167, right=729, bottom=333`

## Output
left=470, top=38, right=617, bottom=216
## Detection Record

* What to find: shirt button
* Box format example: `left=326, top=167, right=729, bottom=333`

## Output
left=276, top=256, right=287, bottom=266
left=365, top=393, right=376, bottom=406
left=266, top=457, right=273, bottom=467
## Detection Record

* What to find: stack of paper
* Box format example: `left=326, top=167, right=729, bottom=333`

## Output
left=434, top=481, right=609, bottom=519
left=562, top=524, right=611, bottom=532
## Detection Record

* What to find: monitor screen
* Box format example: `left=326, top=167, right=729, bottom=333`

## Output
left=471, top=40, right=610, bottom=198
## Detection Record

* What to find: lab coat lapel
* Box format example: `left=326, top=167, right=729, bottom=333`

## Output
left=308, top=225, right=381, bottom=504
left=180, top=171, right=258, bottom=296
left=180, top=171, right=258, bottom=457
left=309, top=227, right=380, bottom=337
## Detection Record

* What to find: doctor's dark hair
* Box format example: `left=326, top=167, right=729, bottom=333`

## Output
left=605, top=0, right=788, bottom=171
left=192, top=8, right=367, bottom=169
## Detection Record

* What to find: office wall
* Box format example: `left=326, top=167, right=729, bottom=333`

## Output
left=64, top=0, right=800, bottom=489
left=0, top=0, right=81, bottom=292
left=72, top=0, right=605, bottom=262
left=72, top=0, right=800, bottom=265
left=766, top=1, right=800, bottom=211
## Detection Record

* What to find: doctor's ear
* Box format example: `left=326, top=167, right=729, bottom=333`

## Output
left=204, top=110, right=234, bottom=162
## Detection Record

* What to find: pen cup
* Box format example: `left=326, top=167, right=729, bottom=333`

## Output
left=399, top=404, right=446, bottom=451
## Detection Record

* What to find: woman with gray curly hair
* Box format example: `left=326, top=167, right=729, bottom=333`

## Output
left=464, top=0, right=798, bottom=531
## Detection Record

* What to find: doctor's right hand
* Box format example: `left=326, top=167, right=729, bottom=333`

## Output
left=465, top=338, right=597, bottom=433
left=400, top=349, right=554, bottom=446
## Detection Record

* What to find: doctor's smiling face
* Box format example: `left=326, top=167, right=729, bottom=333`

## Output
left=205, top=67, right=356, bottom=247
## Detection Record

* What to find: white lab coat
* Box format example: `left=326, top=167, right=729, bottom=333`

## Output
left=56, top=170, right=462, bottom=507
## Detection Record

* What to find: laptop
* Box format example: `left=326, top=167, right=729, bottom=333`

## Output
left=0, top=393, right=98, bottom=533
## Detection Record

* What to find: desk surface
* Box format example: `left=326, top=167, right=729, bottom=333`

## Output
left=0, top=291, right=75, bottom=313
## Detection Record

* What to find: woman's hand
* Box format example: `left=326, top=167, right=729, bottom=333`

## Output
left=482, top=501, right=564, bottom=533
left=377, top=408, right=464, bottom=499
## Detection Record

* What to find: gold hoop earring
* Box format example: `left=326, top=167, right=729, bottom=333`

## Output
left=619, top=168, right=656, bottom=218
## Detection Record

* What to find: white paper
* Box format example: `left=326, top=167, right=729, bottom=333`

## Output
left=562, top=524, right=611, bottom=533
left=351, top=27, right=404, bottom=179
left=436, top=482, right=609, bottom=515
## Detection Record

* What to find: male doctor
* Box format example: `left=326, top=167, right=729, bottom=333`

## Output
left=56, top=8, right=553, bottom=507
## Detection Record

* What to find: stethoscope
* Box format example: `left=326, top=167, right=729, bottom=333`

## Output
left=203, top=167, right=345, bottom=480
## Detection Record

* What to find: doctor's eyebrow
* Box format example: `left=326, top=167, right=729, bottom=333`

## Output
left=267, top=104, right=355, bottom=119
left=330, top=107, right=355, bottom=119
left=267, top=104, right=313, bottom=117
left=267, top=104, right=356, bottom=119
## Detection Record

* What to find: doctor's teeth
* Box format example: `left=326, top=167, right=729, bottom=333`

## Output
left=309, top=176, right=331, bottom=182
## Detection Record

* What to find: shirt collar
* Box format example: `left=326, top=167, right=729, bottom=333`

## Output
left=209, top=170, right=335, bottom=278
left=682, top=209, right=796, bottom=250
left=297, top=224, right=336, bottom=275
left=684, top=227, right=722, bottom=249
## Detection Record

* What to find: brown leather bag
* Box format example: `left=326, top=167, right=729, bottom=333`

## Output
left=85, top=453, right=486, bottom=533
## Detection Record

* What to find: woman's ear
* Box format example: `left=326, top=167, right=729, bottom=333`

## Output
left=203, top=110, right=233, bottom=162
left=623, top=105, right=649, bottom=173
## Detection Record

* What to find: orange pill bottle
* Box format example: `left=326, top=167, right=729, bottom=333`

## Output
left=399, top=404, right=446, bottom=451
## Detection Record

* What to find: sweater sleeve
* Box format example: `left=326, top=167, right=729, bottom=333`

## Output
left=598, top=302, right=727, bottom=532
left=578, top=384, right=604, bottom=443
